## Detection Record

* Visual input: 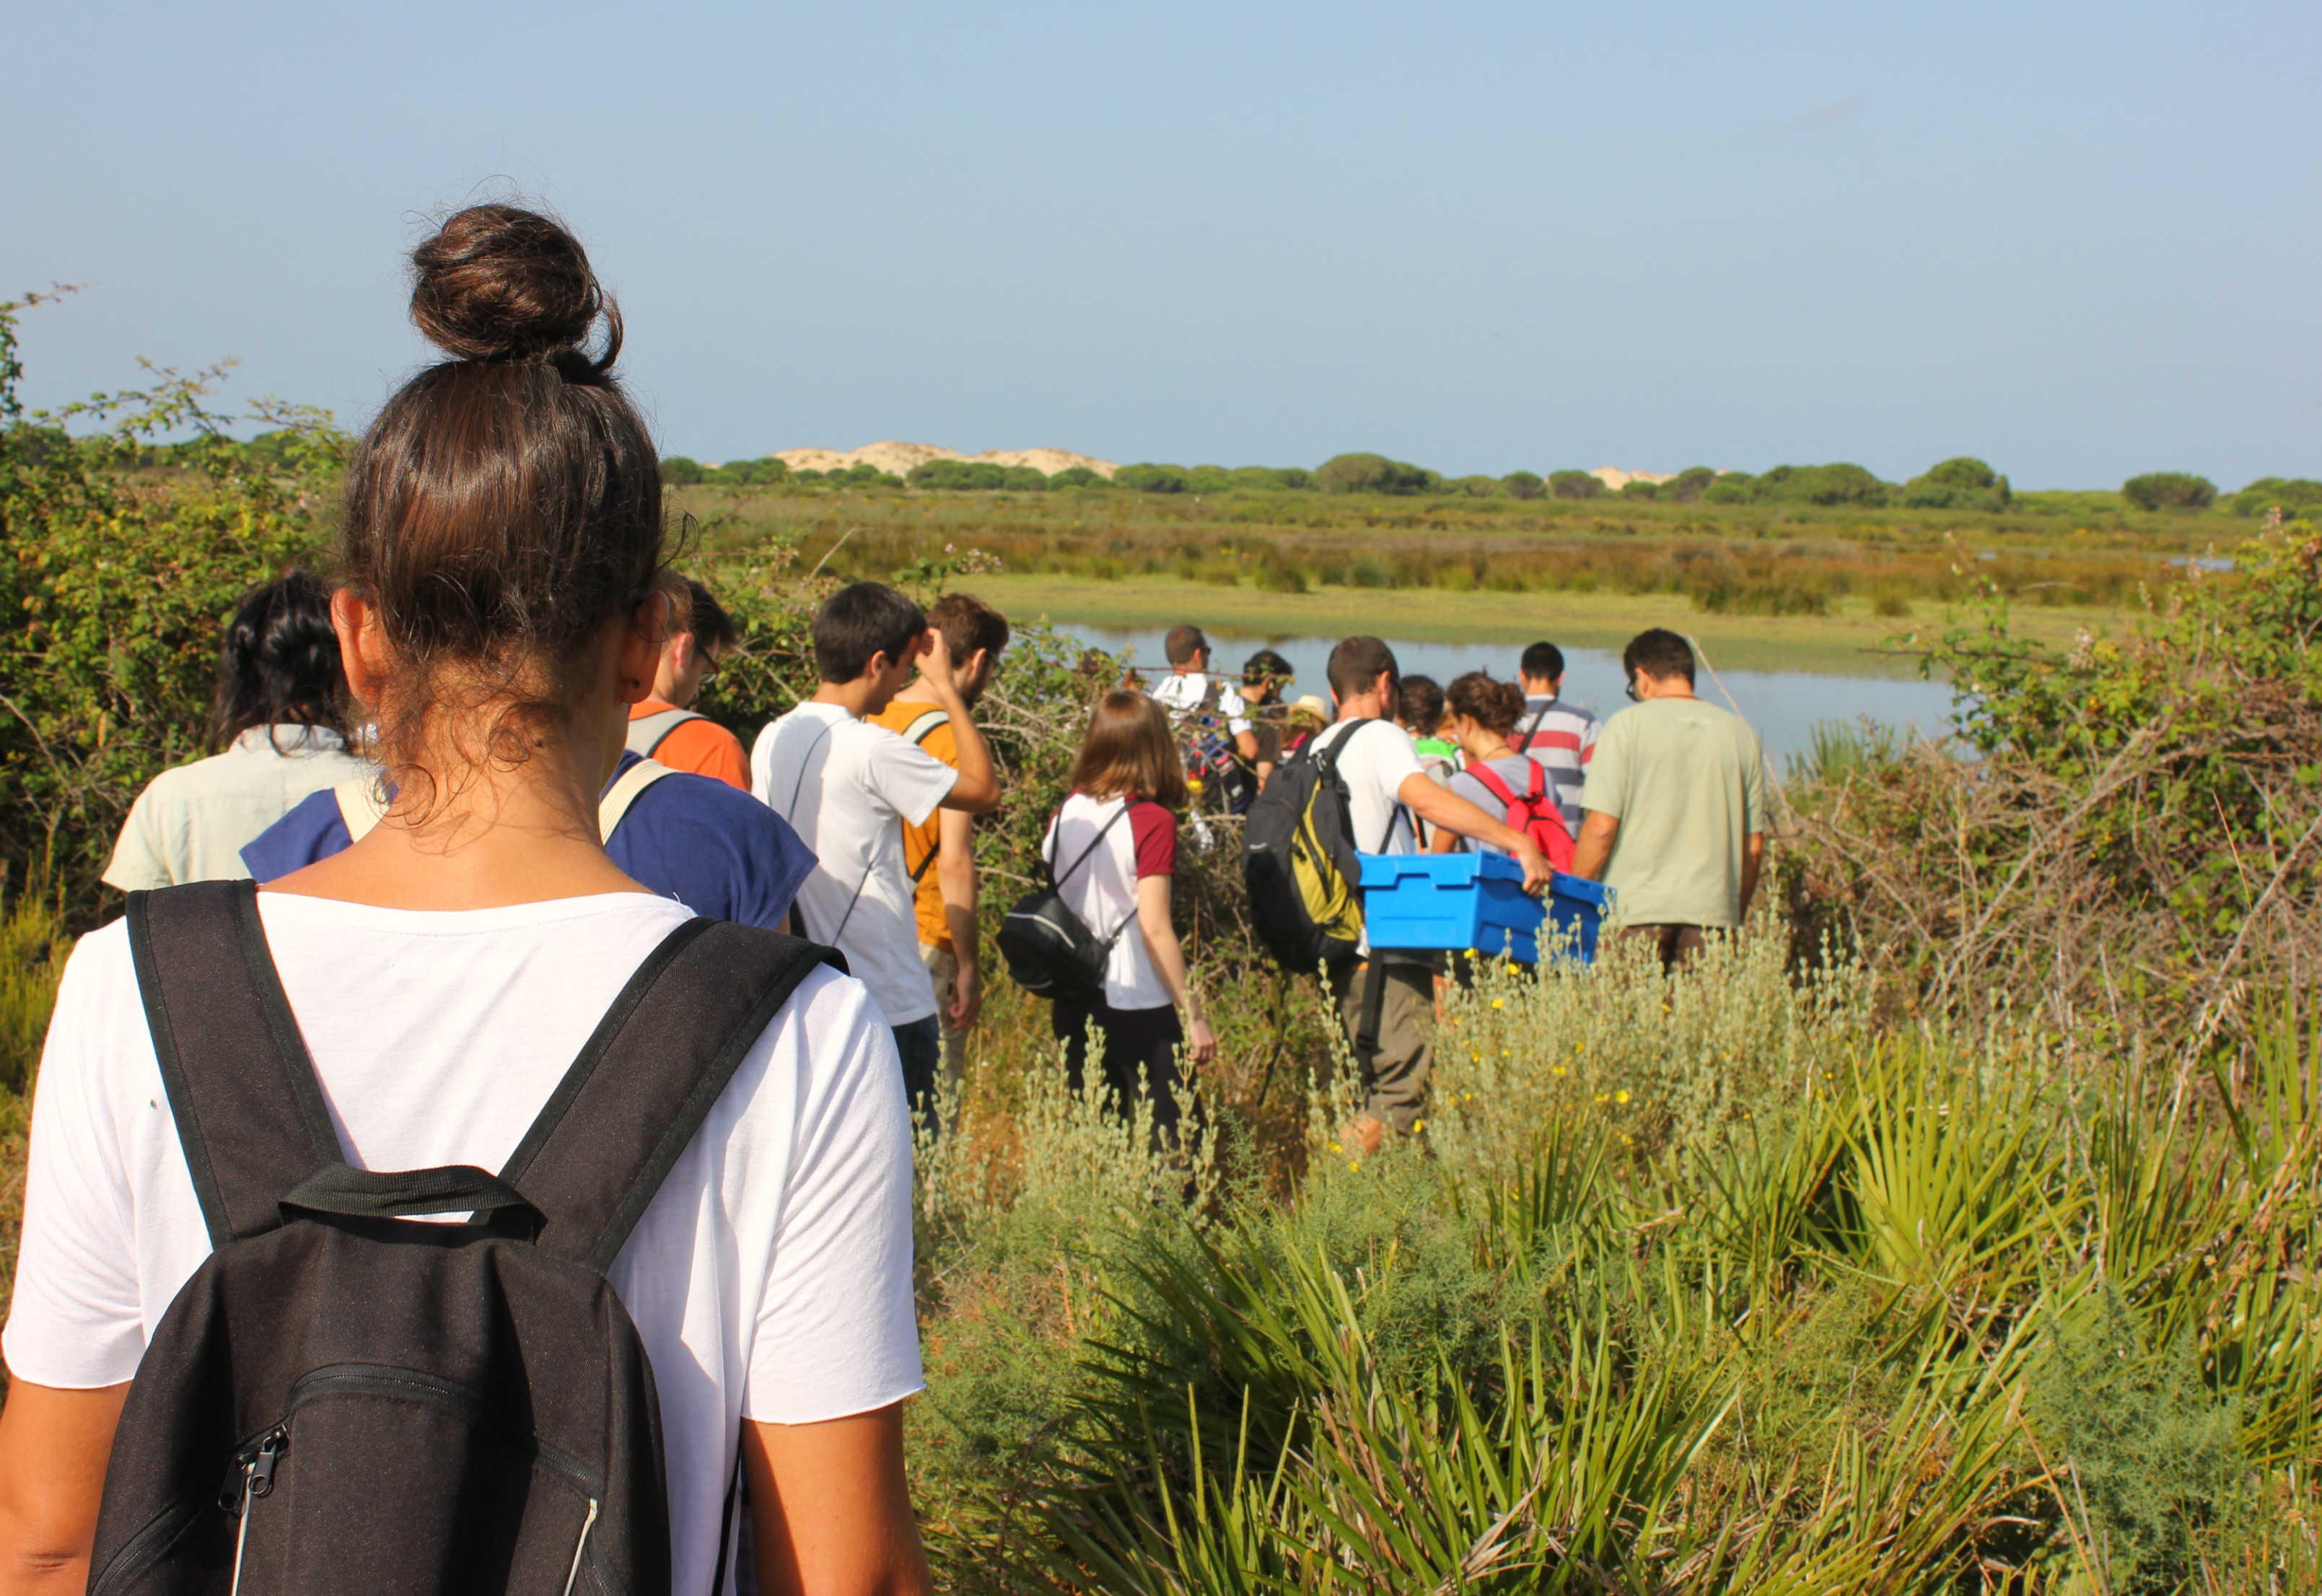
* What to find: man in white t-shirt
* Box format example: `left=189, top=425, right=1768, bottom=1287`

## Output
left=752, top=583, right=1001, bottom=1131
left=1147, top=623, right=1261, bottom=766
left=1308, top=636, right=1554, bottom=1141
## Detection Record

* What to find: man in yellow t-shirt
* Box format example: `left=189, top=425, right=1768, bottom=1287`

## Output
left=867, top=592, right=1010, bottom=1092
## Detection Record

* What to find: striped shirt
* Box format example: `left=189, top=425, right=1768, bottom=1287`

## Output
left=1512, top=695, right=1600, bottom=831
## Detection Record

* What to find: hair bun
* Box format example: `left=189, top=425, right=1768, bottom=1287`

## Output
left=408, top=204, right=620, bottom=369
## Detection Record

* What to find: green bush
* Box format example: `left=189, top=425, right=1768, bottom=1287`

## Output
left=1901, top=455, right=2010, bottom=512
left=1315, top=452, right=1434, bottom=494
left=1618, top=478, right=1659, bottom=500
left=2233, top=477, right=2322, bottom=517
left=1661, top=465, right=1718, bottom=504
left=1501, top=470, right=1545, bottom=500
left=1548, top=469, right=1604, bottom=501
left=660, top=454, right=705, bottom=485
left=1447, top=473, right=1502, bottom=497
left=1754, top=461, right=1891, bottom=507
left=2121, top=470, right=2217, bottom=512
left=1048, top=465, right=1112, bottom=489
left=1115, top=462, right=1191, bottom=494
left=0, top=874, right=66, bottom=1095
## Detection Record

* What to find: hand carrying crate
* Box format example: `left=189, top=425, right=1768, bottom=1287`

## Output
left=1357, top=852, right=1609, bottom=965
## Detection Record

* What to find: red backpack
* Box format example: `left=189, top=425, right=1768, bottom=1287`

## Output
left=1463, top=759, right=1576, bottom=873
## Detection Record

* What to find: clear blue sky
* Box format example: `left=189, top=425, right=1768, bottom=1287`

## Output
left=6, top=2, right=2316, bottom=488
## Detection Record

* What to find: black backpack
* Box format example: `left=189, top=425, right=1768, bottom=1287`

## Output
left=1240, top=720, right=1391, bottom=973
left=92, top=880, right=838, bottom=1596
left=996, top=800, right=1138, bottom=999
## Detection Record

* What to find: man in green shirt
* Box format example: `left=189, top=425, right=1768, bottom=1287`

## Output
left=1571, top=628, right=1766, bottom=969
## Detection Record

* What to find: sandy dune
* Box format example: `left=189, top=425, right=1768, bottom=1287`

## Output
left=772, top=441, right=1118, bottom=479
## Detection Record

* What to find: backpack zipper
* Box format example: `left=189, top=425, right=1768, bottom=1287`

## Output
left=562, top=1497, right=601, bottom=1596
left=224, top=1426, right=286, bottom=1596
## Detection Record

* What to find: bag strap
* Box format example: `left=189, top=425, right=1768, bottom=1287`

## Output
left=1513, top=703, right=1551, bottom=753
left=1464, top=759, right=1523, bottom=812
left=1046, top=797, right=1134, bottom=890
left=774, top=716, right=838, bottom=823
left=901, top=709, right=949, bottom=747
left=628, top=706, right=704, bottom=759
left=598, top=758, right=677, bottom=839
left=333, top=779, right=389, bottom=844
left=128, top=881, right=348, bottom=1247
left=498, top=919, right=842, bottom=1271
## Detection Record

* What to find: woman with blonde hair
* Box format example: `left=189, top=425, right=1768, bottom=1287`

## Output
left=1042, top=690, right=1214, bottom=1135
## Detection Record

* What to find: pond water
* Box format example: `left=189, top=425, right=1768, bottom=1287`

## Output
left=1055, top=626, right=1959, bottom=771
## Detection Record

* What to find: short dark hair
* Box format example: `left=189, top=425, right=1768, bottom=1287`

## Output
left=683, top=579, right=737, bottom=652
left=929, top=591, right=1010, bottom=662
left=209, top=570, right=351, bottom=750
left=814, top=582, right=926, bottom=683
left=1519, top=641, right=1565, bottom=683
left=1396, top=675, right=1445, bottom=735
left=1243, top=648, right=1294, bottom=691
left=1163, top=623, right=1209, bottom=665
left=1622, top=628, right=1696, bottom=685
left=1326, top=635, right=1399, bottom=702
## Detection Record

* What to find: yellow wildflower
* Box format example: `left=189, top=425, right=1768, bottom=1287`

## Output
left=1614, top=1089, right=1630, bottom=1105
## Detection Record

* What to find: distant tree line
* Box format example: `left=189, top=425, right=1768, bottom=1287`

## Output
left=662, top=447, right=2315, bottom=515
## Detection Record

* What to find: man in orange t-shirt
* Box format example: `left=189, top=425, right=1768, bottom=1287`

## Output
left=867, top=592, right=1009, bottom=1093
left=628, top=575, right=748, bottom=789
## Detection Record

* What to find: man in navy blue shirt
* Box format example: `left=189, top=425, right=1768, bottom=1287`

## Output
left=242, top=752, right=817, bottom=931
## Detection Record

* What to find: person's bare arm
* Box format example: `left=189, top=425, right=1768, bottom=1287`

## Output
left=745, top=1403, right=932, bottom=1596
left=1134, top=874, right=1216, bottom=1063
left=0, top=1380, right=128, bottom=1591
left=1235, top=729, right=1260, bottom=763
left=1428, top=824, right=1460, bottom=856
left=918, top=634, right=1000, bottom=814
left=1396, top=774, right=1551, bottom=890
left=935, top=808, right=980, bottom=1030
left=1738, top=831, right=1765, bottom=918
left=1572, top=811, right=1619, bottom=881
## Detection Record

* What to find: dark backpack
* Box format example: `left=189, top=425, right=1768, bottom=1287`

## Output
left=1462, top=758, right=1577, bottom=874
left=1240, top=721, right=1393, bottom=973
left=1170, top=679, right=1254, bottom=816
left=996, top=800, right=1138, bottom=999
left=92, top=880, right=838, bottom=1596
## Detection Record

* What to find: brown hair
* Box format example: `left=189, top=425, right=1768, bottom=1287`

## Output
left=1069, top=690, right=1188, bottom=810
left=1326, top=634, right=1398, bottom=701
left=1396, top=675, right=1445, bottom=735
left=341, top=204, right=662, bottom=788
left=652, top=571, right=738, bottom=654
left=1446, top=670, right=1525, bottom=737
left=1163, top=623, right=1208, bottom=666
left=929, top=591, right=1011, bottom=663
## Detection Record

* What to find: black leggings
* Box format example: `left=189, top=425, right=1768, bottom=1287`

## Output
left=1051, top=997, right=1187, bottom=1139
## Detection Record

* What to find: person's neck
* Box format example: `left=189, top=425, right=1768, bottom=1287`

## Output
left=893, top=677, right=945, bottom=707
left=1470, top=735, right=1512, bottom=761
left=810, top=680, right=878, bottom=719
left=1523, top=682, right=1557, bottom=701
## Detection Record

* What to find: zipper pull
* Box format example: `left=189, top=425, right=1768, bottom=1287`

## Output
left=247, top=1428, right=287, bottom=1499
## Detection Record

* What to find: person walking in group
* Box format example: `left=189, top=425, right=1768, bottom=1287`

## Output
left=753, top=581, right=1002, bottom=1131
left=1148, top=623, right=1260, bottom=808
left=1042, top=691, right=1214, bottom=1139
left=1572, top=628, right=1766, bottom=970
left=1432, top=672, right=1576, bottom=871
left=1307, top=638, right=1555, bottom=1139
left=1240, top=647, right=1295, bottom=791
left=100, top=571, right=372, bottom=891
left=1512, top=639, right=1599, bottom=834
left=868, top=592, right=1011, bottom=1100
left=0, top=206, right=932, bottom=1595
left=626, top=571, right=748, bottom=788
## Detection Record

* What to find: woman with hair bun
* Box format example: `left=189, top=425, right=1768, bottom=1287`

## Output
left=1, top=206, right=930, bottom=1594
left=100, top=569, right=372, bottom=890
left=1432, top=670, right=1575, bottom=871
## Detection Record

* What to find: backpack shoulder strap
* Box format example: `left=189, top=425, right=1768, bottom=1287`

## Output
left=126, top=881, right=342, bottom=1247
left=333, top=778, right=388, bottom=843
left=1465, top=758, right=1520, bottom=810
left=599, top=758, right=678, bottom=840
left=627, top=707, right=704, bottom=759
left=499, top=920, right=844, bottom=1271
left=901, top=709, right=949, bottom=747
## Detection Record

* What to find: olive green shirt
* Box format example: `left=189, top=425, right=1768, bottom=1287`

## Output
left=1578, top=697, right=1765, bottom=928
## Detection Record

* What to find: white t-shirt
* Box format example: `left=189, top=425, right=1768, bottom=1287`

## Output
left=1311, top=716, right=1426, bottom=960
left=1148, top=672, right=1252, bottom=737
left=750, top=703, right=958, bottom=1027
left=1041, top=792, right=1180, bottom=1011
left=5, top=892, right=921, bottom=1596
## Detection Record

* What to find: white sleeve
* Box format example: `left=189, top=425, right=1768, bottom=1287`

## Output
left=100, top=785, right=172, bottom=893
left=3, top=932, right=154, bottom=1387
left=867, top=734, right=959, bottom=828
left=1224, top=685, right=1253, bottom=738
left=1367, top=724, right=1427, bottom=806
left=744, top=973, right=921, bottom=1424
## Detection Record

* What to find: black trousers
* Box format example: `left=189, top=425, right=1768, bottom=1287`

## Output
left=1051, top=996, right=1187, bottom=1139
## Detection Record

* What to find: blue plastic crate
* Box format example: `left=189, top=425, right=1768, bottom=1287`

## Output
left=1358, top=852, right=1608, bottom=965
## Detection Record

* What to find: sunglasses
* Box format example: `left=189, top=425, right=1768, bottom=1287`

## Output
left=1625, top=678, right=1641, bottom=702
